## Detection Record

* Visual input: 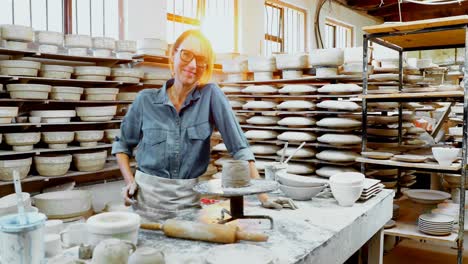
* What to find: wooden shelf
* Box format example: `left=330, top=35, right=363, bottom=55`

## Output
left=241, top=124, right=359, bottom=133
left=134, top=54, right=223, bottom=71
left=0, top=98, right=133, bottom=104
left=226, top=94, right=361, bottom=99
left=361, top=91, right=463, bottom=102
left=0, top=143, right=112, bottom=157
left=235, top=110, right=362, bottom=116
left=356, top=157, right=461, bottom=172
left=385, top=197, right=458, bottom=243
left=248, top=139, right=361, bottom=150
left=0, top=120, right=122, bottom=127
left=0, top=75, right=142, bottom=87
left=363, top=15, right=468, bottom=50
left=0, top=47, right=133, bottom=65
left=220, top=76, right=362, bottom=86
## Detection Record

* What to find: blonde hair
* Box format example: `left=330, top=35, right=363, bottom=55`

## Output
left=170, top=30, right=214, bottom=85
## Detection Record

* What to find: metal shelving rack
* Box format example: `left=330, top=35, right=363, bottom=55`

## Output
left=360, top=15, right=468, bottom=263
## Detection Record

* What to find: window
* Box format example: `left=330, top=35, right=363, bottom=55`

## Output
left=0, top=0, right=123, bottom=39
left=71, top=0, right=123, bottom=39
left=0, top=0, right=64, bottom=32
left=166, top=0, right=238, bottom=53
left=264, top=0, right=306, bottom=55
left=324, top=18, right=354, bottom=49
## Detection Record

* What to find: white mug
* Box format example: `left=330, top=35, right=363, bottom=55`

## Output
left=60, top=223, right=87, bottom=248
left=128, top=247, right=165, bottom=264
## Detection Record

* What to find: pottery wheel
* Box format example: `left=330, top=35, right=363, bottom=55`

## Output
left=193, top=179, right=278, bottom=197
left=193, top=179, right=279, bottom=228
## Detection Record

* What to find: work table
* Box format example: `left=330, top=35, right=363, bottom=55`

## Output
left=50, top=189, right=393, bottom=264
left=138, top=189, right=394, bottom=264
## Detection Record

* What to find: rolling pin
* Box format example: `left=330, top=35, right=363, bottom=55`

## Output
left=140, top=219, right=268, bottom=243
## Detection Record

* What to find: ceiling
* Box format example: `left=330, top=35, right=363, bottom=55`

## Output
left=344, top=0, right=468, bottom=22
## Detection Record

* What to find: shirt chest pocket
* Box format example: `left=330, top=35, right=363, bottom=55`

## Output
left=141, top=129, right=167, bottom=169
left=187, top=122, right=211, bottom=140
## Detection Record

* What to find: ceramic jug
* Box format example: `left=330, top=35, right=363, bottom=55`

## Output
left=91, top=238, right=136, bottom=264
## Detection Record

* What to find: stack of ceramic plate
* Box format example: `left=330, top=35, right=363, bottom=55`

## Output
left=359, top=178, right=384, bottom=201
left=418, top=213, right=454, bottom=236
left=405, top=189, right=451, bottom=204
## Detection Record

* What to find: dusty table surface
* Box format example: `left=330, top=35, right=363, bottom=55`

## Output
left=50, top=190, right=393, bottom=264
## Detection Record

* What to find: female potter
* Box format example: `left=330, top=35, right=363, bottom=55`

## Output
left=113, top=30, right=296, bottom=221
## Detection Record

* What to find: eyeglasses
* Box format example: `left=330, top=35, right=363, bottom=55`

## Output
left=178, top=49, right=208, bottom=68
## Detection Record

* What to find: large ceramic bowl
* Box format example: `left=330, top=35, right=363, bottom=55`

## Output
left=75, top=130, right=104, bottom=147
left=34, top=155, right=72, bottom=177
left=0, top=157, right=32, bottom=181
left=4, top=132, right=41, bottom=151
left=75, top=106, right=117, bottom=121
left=73, top=150, right=107, bottom=172
left=33, top=190, right=92, bottom=219
left=7, top=84, right=51, bottom=99
left=41, top=131, right=75, bottom=149
left=329, top=172, right=365, bottom=186
left=432, top=147, right=461, bottom=167
left=330, top=184, right=363, bottom=207
left=86, top=212, right=141, bottom=246
left=277, top=172, right=328, bottom=188
left=104, top=129, right=120, bottom=142
left=0, top=106, right=18, bottom=124
left=279, top=183, right=327, bottom=201
left=309, top=48, right=344, bottom=66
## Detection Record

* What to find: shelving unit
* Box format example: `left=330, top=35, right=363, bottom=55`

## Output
left=0, top=48, right=142, bottom=195
left=360, top=15, right=468, bottom=263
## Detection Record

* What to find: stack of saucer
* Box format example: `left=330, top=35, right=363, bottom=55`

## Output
left=359, top=178, right=384, bottom=201
left=418, top=213, right=454, bottom=236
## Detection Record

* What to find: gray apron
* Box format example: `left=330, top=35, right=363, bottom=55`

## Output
left=132, top=170, right=201, bottom=222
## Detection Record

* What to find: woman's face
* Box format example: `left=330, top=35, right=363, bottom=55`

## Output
left=173, top=35, right=207, bottom=87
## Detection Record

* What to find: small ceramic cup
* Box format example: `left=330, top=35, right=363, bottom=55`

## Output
left=60, top=223, right=88, bottom=248
left=128, top=247, right=165, bottom=264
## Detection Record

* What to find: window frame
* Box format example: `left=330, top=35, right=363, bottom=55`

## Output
left=324, top=17, right=354, bottom=48
left=264, top=0, right=307, bottom=55
left=166, top=0, right=239, bottom=52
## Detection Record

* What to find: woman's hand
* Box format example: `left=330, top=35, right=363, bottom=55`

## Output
left=122, top=181, right=138, bottom=206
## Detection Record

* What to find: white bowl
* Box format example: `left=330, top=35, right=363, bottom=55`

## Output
left=0, top=192, right=31, bottom=217
left=432, top=147, right=461, bottom=167
left=86, top=212, right=141, bottom=246
left=104, top=129, right=120, bottom=142
left=73, top=150, right=107, bottom=172
left=329, top=172, right=365, bottom=186
left=4, top=132, right=41, bottom=151
left=0, top=157, right=32, bottom=181
left=41, top=131, right=75, bottom=149
left=309, top=48, right=344, bottom=66
left=33, top=190, right=92, bottom=218
left=74, top=130, right=104, bottom=146
left=75, top=106, right=117, bottom=117
left=34, top=155, right=72, bottom=177
left=279, top=183, right=327, bottom=201
left=330, top=184, right=363, bottom=207
left=277, top=173, right=328, bottom=187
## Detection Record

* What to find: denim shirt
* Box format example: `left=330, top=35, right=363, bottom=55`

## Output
left=111, top=79, right=255, bottom=179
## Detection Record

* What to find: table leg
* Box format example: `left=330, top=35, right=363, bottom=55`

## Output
left=367, top=228, right=384, bottom=264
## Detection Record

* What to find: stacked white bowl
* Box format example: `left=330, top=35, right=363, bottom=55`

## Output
left=92, top=37, right=115, bottom=57
left=1, top=25, right=34, bottom=50
left=137, top=38, right=168, bottom=56
left=115, top=40, right=137, bottom=59
left=34, top=31, right=63, bottom=54
left=329, top=172, right=365, bottom=207
left=277, top=172, right=327, bottom=201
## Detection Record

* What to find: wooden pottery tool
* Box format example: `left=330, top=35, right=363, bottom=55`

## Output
left=140, top=219, right=268, bottom=243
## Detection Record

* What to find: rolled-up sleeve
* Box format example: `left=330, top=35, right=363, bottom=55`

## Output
left=210, top=85, right=255, bottom=161
left=111, top=92, right=143, bottom=156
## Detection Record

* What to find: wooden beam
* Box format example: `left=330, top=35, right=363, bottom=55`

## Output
left=384, top=5, right=468, bottom=22
left=346, top=0, right=398, bottom=8
left=369, top=2, right=468, bottom=19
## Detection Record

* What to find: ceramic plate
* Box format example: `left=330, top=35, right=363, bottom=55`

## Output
left=406, top=190, right=451, bottom=204
left=361, top=151, right=394, bottom=160
left=419, top=213, right=454, bottom=224
left=370, top=73, right=399, bottom=81
left=400, top=180, right=417, bottom=188
left=393, top=154, right=427, bottom=163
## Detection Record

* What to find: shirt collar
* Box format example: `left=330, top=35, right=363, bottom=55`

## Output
left=152, top=79, right=202, bottom=105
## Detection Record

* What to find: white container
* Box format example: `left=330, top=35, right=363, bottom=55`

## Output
left=0, top=157, right=32, bottom=181
left=0, top=212, right=47, bottom=264
left=7, top=83, right=51, bottom=99
left=248, top=56, right=276, bottom=72
left=34, top=31, right=63, bottom=46
left=116, top=52, right=134, bottom=59
left=275, top=53, right=308, bottom=69
left=316, top=67, right=338, bottom=77
left=93, top=49, right=112, bottom=57
left=86, top=212, right=141, bottom=246
left=264, top=162, right=288, bottom=181
left=116, top=40, right=137, bottom=52
left=65, top=34, right=92, bottom=48
left=309, top=48, right=344, bottom=66
left=5, top=41, right=28, bottom=50
left=34, top=154, right=72, bottom=177
left=67, top=47, right=88, bottom=56
left=38, top=44, right=59, bottom=54
left=33, top=190, right=92, bottom=219
left=1, top=25, right=34, bottom=42
left=93, top=37, right=115, bottom=50
left=432, top=147, right=461, bottom=167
